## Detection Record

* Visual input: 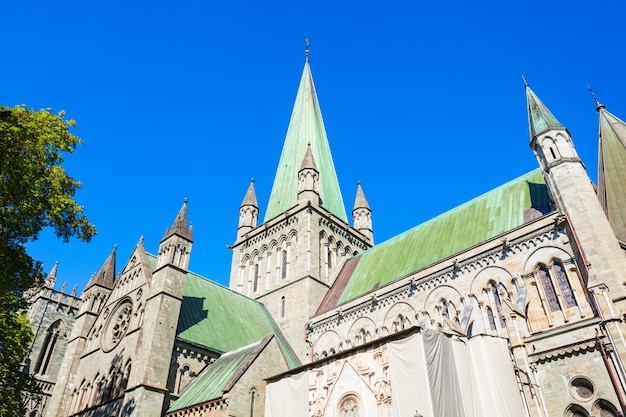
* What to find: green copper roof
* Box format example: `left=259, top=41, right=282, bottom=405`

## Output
left=598, top=107, right=626, bottom=242
left=144, top=254, right=300, bottom=368
left=320, top=169, right=552, bottom=310
left=526, top=86, right=564, bottom=139
left=177, top=271, right=299, bottom=366
left=168, top=342, right=260, bottom=412
left=264, top=60, right=347, bottom=222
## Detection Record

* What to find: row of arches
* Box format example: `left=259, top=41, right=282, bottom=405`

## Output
left=320, top=231, right=358, bottom=283
left=69, top=358, right=132, bottom=413
left=238, top=232, right=296, bottom=296
left=313, top=251, right=588, bottom=357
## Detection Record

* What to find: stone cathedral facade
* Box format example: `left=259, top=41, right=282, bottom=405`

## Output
left=24, top=57, right=626, bottom=417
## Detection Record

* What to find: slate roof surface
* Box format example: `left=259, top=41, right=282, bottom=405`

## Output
left=264, top=59, right=347, bottom=222
left=318, top=169, right=552, bottom=312
left=597, top=107, right=626, bottom=242
left=167, top=342, right=260, bottom=412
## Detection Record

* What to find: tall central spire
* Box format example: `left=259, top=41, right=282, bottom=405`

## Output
left=264, top=59, right=347, bottom=222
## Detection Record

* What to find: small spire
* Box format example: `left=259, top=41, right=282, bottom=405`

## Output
left=139, top=235, right=144, bottom=245
left=162, top=198, right=193, bottom=242
left=86, top=244, right=117, bottom=290
left=588, top=85, right=605, bottom=111
left=241, top=178, right=258, bottom=208
left=353, top=181, right=371, bottom=211
left=46, top=261, right=59, bottom=287
left=521, top=74, right=529, bottom=87
left=525, top=85, right=564, bottom=140
left=299, top=143, right=318, bottom=171
left=305, top=38, right=310, bottom=61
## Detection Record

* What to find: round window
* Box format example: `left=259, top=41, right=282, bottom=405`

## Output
left=101, top=299, right=133, bottom=352
left=570, top=377, right=594, bottom=401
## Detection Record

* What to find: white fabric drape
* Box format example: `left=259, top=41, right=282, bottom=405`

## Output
left=388, top=331, right=525, bottom=417
left=265, top=370, right=309, bottom=417
left=468, top=336, right=524, bottom=417
left=387, top=332, right=433, bottom=417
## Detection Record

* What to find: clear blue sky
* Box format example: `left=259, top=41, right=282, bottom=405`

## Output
left=3, top=1, right=625, bottom=293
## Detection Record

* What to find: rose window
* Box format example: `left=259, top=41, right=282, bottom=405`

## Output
left=102, top=299, right=133, bottom=352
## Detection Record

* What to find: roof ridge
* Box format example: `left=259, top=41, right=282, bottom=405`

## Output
left=363, top=168, right=545, bottom=251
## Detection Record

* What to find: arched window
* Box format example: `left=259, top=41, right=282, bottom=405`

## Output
left=491, top=285, right=506, bottom=327
left=487, top=307, right=497, bottom=331
left=554, top=262, right=576, bottom=307
left=281, top=250, right=287, bottom=280
left=253, top=264, right=259, bottom=293
left=281, top=296, right=286, bottom=317
left=250, top=388, right=257, bottom=417
left=35, top=320, right=64, bottom=375
left=338, top=394, right=360, bottom=417
left=441, top=300, right=449, bottom=319
left=539, top=266, right=561, bottom=311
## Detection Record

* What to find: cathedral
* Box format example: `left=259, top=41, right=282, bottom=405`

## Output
left=24, top=53, right=626, bottom=417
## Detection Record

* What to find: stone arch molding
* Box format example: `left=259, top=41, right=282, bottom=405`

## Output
left=470, top=266, right=515, bottom=294
left=347, top=317, right=377, bottom=346
left=523, top=246, right=572, bottom=273
left=423, top=284, right=463, bottom=312
left=314, top=330, right=342, bottom=357
left=382, top=302, right=416, bottom=335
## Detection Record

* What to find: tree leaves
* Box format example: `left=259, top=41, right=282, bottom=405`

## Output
left=0, top=105, right=96, bottom=415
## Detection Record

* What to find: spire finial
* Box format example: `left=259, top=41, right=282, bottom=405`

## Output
left=588, top=85, right=605, bottom=111
left=184, top=197, right=188, bottom=204
left=521, top=74, right=529, bottom=88
left=305, top=38, right=310, bottom=60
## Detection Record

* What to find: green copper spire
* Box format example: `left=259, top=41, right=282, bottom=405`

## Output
left=597, top=104, right=626, bottom=242
left=264, top=59, right=347, bottom=222
left=525, top=84, right=564, bottom=139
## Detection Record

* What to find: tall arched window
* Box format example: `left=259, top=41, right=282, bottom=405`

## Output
left=539, top=266, right=561, bottom=311
left=35, top=320, right=64, bottom=375
left=253, top=264, right=259, bottom=293
left=491, top=285, right=506, bottom=327
left=487, top=307, right=497, bottom=331
left=250, top=388, right=257, bottom=417
left=554, top=262, right=576, bottom=307
left=281, top=250, right=287, bottom=280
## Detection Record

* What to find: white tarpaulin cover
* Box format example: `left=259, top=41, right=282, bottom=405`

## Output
left=387, top=330, right=525, bottom=417
left=265, top=330, right=525, bottom=417
left=265, top=370, right=309, bottom=417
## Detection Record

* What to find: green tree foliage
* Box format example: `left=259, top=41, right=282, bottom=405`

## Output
left=0, top=105, right=96, bottom=416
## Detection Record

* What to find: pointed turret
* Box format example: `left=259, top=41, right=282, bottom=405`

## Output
left=265, top=59, right=347, bottom=222
left=238, top=179, right=259, bottom=238
left=298, top=143, right=320, bottom=204
left=526, top=83, right=565, bottom=140
left=352, top=181, right=373, bottom=243
left=525, top=83, right=580, bottom=172
left=156, top=199, right=193, bottom=270
left=45, top=261, right=59, bottom=288
left=596, top=102, right=626, bottom=243
left=524, top=83, right=626, bottom=302
left=162, top=198, right=193, bottom=242
left=85, top=245, right=116, bottom=291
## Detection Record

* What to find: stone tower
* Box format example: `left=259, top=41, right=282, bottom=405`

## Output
left=229, top=57, right=374, bottom=362
left=25, top=262, right=82, bottom=416
left=526, top=84, right=626, bottom=369
left=45, top=201, right=193, bottom=417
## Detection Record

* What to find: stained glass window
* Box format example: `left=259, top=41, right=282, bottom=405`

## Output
left=539, top=266, right=561, bottom=312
